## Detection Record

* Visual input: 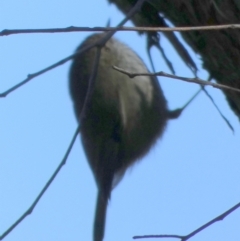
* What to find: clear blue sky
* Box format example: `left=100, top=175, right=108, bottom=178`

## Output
left=1, top=1, right=240, bottom=241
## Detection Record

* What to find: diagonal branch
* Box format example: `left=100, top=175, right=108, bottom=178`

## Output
left=0, top=125, right=80, bottom=240
left=0, top=2, right=147, bottom=239
left=0, top=43, right=97, bottom=97
left=0, top=0, right=145, bottom=98
left=133, top=202, right=240, bottom=240
left=112, top=66, right=240, bottom=94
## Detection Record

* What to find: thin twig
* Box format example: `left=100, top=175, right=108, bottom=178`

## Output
left=0, top=2, right=147, bottom=239
left=112, top=66, right=240, bottom=93
left=202, top=87, right=234, bottom=132
left=80, top=47, right=101, bottom=121
left=0, top=126, right=80, bottom=240
left=0, top=0, right=145, bottom=98
left=0, top=43, right=97, bottom=97
left=1, top=24, right=240, bottom=36
left=133, top=202, right=240, bottom=240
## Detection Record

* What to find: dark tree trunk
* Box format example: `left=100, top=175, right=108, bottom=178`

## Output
left=108, top=0, right=240, bottom=120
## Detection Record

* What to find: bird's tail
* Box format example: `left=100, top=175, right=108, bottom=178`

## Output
left=94, top=191, right=108, bottom=241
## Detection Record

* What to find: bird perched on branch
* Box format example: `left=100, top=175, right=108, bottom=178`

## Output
left=69, top=33, right=174, bottom=241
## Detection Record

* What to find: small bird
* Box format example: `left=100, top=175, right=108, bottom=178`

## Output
left=69, top=33, right=170, bottom=241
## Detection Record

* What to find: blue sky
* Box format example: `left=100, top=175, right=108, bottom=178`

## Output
left=1, top=1, right=240, bottom=241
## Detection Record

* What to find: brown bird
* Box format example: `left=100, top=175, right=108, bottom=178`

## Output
left=69, top=33, right=171, bottom=241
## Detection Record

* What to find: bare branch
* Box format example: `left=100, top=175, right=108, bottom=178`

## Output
left=133, top=202, right=240, bottom=240
left=0, top=126, right=80, bottom=240
left=201, top=87, right=234, bottom=132
left=0, top=44, right=95, bottom=97
left=112, top=66, right=240, bottom=93
left=0, top=2, right=147, bottom=239
left=0, top=0, right=145, bottom=97
left=1, top=24, right=240, bottom=36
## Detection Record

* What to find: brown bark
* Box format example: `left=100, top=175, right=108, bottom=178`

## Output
left=108, top=0, right=240, bottom=120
